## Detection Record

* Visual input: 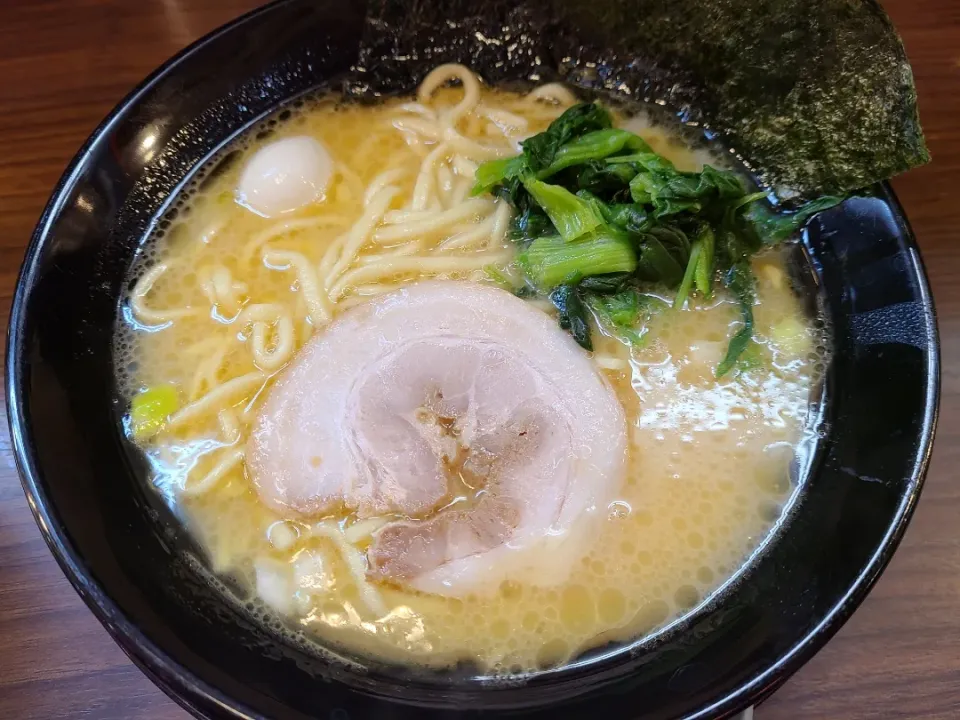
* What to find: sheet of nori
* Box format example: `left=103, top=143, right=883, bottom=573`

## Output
left=351, top=0, right=928, bottom=200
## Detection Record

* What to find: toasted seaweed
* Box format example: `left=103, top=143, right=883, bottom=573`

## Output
left=351, top=0, right=927, bottom=200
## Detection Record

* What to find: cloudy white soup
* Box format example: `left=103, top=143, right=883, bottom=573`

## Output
left=117, top=65, right=825, bottom=673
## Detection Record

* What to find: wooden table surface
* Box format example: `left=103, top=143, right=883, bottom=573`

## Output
left=0, top=1, right=957, bottom=717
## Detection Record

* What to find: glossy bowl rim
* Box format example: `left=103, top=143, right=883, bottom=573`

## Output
left=4, top=1, right=940, bottom=717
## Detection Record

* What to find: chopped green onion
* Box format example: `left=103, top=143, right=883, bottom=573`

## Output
left=130, top=385, right=180, bottom=440
left=771, top=316, right=811, bottom=358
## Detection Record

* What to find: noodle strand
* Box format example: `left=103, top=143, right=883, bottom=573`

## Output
left=130, top=263, right=196, bottom=325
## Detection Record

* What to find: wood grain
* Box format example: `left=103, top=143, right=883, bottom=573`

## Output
left=0, top=1, right=957, bottom=717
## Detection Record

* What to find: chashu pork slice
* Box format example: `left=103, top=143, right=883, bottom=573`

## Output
left=247, top=280, right=627, bottom=596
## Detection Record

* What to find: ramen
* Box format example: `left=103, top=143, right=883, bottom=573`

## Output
left=116, top=64, right=822, bottom=673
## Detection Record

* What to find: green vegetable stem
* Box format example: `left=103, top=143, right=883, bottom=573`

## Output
left=518, top=230, right=637, bottom=289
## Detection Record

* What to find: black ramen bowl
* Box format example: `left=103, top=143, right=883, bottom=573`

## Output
left=5, top=0, right=939, bottom=718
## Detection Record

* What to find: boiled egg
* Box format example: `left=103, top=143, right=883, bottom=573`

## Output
left=236, top=136, right=333, bottom=218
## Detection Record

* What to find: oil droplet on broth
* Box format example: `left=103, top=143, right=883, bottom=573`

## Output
left=697, top=566, right=715, bottom=585
left=674, top=585, right=701, bottom=611
left=491, top=619, right=511, bottom=640
left=559, top=585, right=596, bottom=633
left=117, top=84, right=823, bottom=675
left=598, top=588, right=627, bottom=624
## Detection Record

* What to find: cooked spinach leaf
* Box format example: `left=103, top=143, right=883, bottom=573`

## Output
left=716, top=260, right=756, bottom=377
left=594, top=290, right=643, bottom=327
left=673, top=235, right=704, bottom=310
left=538, top=129, right=651, bottom=179
left=472, top=100, right=841, bottom=355
left=630, top=164, right=745, bottom=217
left=745, top=195, right=845, bottom=246
left=605, top=203, right=651, bottom=233
left=522, top=177, right=604, bottom=242
left=522, top=102, right=612, bottom=172
left=694, top=224, right=716, bottom=297
left=550, top=284, right=593, bottom=350
left=606, top=151, right=675, bottom=173
left=635, top=230, right=686, bottom=286
left=472, top=155, right=526, bottom=196
left=587, top=288, right=648, bottom=346
left=576, top=161, right=637, bottom=198
left=519, top=229, right=637, bottom=289
left=578, top=272, right=633, bottom=294
left=510, top=203, right=554, bottom=242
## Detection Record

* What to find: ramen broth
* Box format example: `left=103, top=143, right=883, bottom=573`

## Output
left=117, top=69, right=822, bottom=672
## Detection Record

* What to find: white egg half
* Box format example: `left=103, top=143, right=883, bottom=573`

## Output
left=236, top=136, right=333, bottom=218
